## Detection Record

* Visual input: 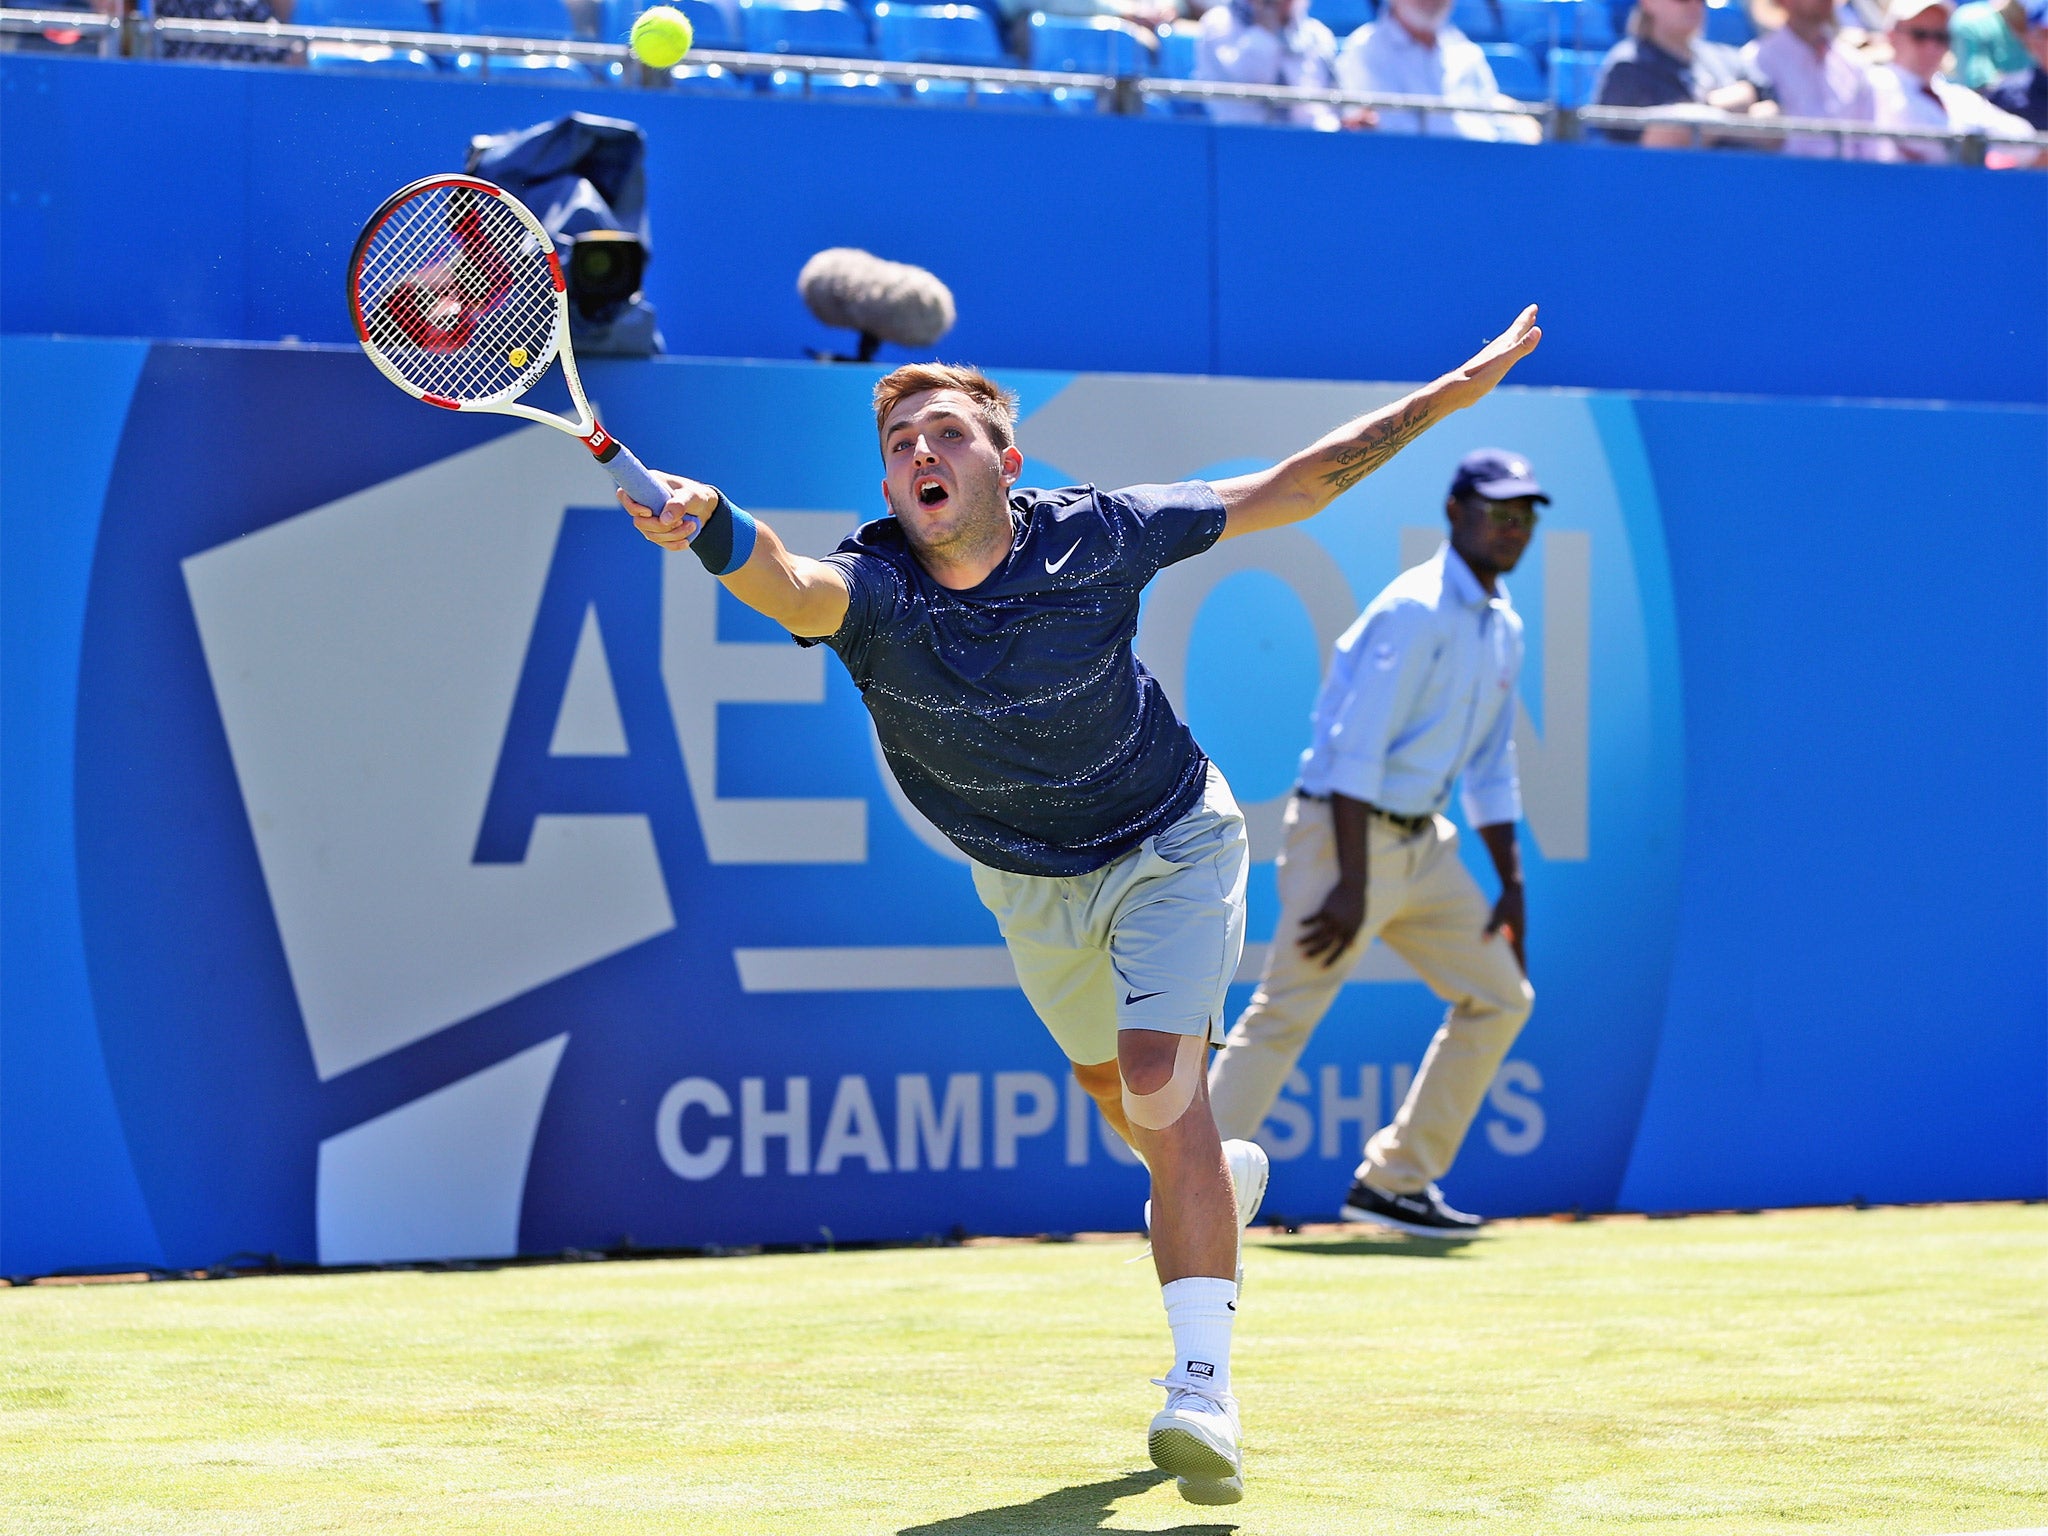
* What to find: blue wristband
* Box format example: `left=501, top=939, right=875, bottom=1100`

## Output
left=691, top=493, right=758, bottom=577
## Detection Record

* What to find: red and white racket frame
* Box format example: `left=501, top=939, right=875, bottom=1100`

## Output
left=346, top=172, right=677, bottom=522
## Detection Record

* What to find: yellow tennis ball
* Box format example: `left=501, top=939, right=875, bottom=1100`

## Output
left=631, top=5, right=693, bottom=67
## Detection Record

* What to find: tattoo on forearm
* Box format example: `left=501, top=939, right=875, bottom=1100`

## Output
left=1316, top=398, right=1433, bottom=495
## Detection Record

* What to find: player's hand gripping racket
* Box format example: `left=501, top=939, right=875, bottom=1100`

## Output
left=347, top=173, right=695, bottom=536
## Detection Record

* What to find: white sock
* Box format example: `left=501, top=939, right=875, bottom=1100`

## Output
left=1161, top=1275, right=1237, bottom=1394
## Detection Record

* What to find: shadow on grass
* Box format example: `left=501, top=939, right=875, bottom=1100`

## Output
left=897, top=1468, right=1237, bottom=1535
left=1258, top=1233, right=1481, bottom=1259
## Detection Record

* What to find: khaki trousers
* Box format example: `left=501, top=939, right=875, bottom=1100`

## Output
left=1208, top=793, right=1534, bottom=1194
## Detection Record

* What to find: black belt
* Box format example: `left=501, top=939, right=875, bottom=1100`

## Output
left=1294, top=790, right=1433, bottom=833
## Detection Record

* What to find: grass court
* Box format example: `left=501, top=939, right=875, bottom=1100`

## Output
left=4, top=1203, right=2044, bottom=1535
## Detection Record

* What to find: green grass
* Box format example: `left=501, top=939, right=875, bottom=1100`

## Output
left=4, top=1205, right=2046, bottom=1535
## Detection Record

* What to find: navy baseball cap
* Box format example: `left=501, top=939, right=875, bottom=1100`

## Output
left=1450, top=448, right=1550, bottom=504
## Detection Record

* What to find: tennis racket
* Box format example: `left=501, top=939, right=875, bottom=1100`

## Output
left=347, top=173, right=695, bottom=535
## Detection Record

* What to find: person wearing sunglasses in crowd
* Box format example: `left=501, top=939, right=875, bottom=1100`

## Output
left=1591, top=0, right=1780, bottom=146
left=1206, top=450, right=1542, bottom=1238
left=1871, top=0, right=2044, bottom=161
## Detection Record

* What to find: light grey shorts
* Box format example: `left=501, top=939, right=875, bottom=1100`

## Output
left=970, top=765, right=1249, bottom=1067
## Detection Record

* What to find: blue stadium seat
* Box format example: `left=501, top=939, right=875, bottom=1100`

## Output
left=1500, top=0, right=1611, bottom=51
left=1310, top=0, right=1374, bottom=39
left=768, top=63, right=900, bottom=92
left=603, top=0, right=737, bottom=49
left=740, top=0, right=875, bottom=56
left=1451, top=0, right=1503, bottom=40
left=1025, top=12, right=1145, bottom=74
left=1481, top=40, right=1543, bottom=99
left=872, top=2, right=1004, bottom=64
left=294, top=0, right=437, bottom=28
left=307, top=42, right=439, bottom=71
left=1545, top=43, right=1603, bottom=105
left=444, top=0, right=581, bottom=39
left=1702, top=0, right=1753, bottom=44
left=1151, top=18, right=1196, bottom=77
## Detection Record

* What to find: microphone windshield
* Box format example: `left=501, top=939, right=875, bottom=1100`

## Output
left=798, top=248, right=956, bottom=350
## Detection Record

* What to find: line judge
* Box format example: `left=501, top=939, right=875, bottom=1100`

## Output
left=1208, top=449, right=1543, bottom=1236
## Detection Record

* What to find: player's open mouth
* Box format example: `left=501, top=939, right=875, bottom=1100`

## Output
left=915, top=478, right=949, bottom=508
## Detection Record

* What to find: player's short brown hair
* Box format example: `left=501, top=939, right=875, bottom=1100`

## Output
left=872, top=364, right=1020, bottom=454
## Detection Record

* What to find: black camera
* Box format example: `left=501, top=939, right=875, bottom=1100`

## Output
left=566, top=230, right=648, bottom=323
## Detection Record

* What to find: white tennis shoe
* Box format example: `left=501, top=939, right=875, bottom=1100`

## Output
left=1148, top=1375, right=1244, bottom=1505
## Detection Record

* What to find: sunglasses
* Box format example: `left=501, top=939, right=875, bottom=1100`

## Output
left=1900, top=24, right=1951, bottom=41
left=1465, top=499, right=1542, bottom=530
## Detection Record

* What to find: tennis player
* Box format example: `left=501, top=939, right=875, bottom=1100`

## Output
left=620, top=305, right=1542, bottom=1504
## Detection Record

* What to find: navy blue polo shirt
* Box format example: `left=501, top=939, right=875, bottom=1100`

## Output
left=797, top=482, right=1226, bottom=876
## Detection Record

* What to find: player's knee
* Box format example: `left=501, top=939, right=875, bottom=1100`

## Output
left=1118, top=1030, right=1207, bottom=1131
left=1071, top=1057, right=1121, bottom=1105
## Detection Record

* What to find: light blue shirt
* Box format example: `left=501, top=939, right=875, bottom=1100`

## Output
left=1296, top=543, right=1524, bottom=826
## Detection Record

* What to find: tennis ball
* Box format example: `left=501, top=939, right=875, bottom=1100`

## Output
left=631, top=5, right=693, bottom=67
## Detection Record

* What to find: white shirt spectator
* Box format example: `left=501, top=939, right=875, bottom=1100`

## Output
left=1196, top=0, right=1342, bottom=127
left=1295, top=544, right=1524, bottom=826
left=1870, top=59, right=2040, bottom=157
left=1750, top=24, right=1882, bottom=156
left=1335, top=7, right=1516, bottom=139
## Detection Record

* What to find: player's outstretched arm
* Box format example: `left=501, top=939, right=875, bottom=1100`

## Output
left=1213, top=305, right=1543, bottom=541
left=620, top=473, right=851, bottom=639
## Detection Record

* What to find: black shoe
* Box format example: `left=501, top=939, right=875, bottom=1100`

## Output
left=1338, top=1179, right=1484, bottom=1237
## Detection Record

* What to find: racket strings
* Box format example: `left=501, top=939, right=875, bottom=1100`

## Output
left=355, top=186, right=561, bottom=406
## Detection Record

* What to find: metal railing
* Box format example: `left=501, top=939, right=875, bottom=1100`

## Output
left=4, top=7, right=2042, bottom=165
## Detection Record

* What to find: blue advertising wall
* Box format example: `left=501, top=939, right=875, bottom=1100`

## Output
left=3, top=338, right=2043, bottom=1276
left=3, top=54, right=2045, bottom=405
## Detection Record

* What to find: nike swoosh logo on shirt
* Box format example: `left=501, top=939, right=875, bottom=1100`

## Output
left=1044, top=541, right=1082, bottom=574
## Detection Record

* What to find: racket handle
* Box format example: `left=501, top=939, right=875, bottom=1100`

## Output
left=601, top=438, right=699, bottom=539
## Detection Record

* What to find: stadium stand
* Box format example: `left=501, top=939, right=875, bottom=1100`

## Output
left=768, top=62, right=896, bottom=90
left=1482, top=38, right=1544, bottom=97
left=1151, top=15, right=1195, bottom=75
left=1309, top=0, right=1375, bottom=39
left=5, top=0, right=2037, bottom=159
left=1500, top=0, right=1613, bottom=53
left=442, top=0, right=580, bottom=39
left=739, top=0, right=877, bottom=57
left=1450, top=0, right=1503, bottom=39
left=872, top=1, right=1005, bottom=64
left=295, top=0, right=438, bottom=28
left=306, top=42, right=440, bottom=73
left=1545, top=42, right=1601, bottom=104
left=1701, top=0, right=1754, bottom=44
left=604, top=0, right=738, bottom=47
left=1025, top=10, right=1147, bottom=72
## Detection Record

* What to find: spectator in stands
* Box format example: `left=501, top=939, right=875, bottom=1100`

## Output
left=1950, top=0, right=2029, bottom=85
left=1871, top=0, right=2042, bottom=158
left=156, top=0, right=300, bottom=63
left=0, top=0, right=120, bottom=55
left=1592, top=0, right=1779, bottom=145
left=1195, top=0, right=1343, bottom=128
left=1595, top=0, right=1778, bottom=123
left=1333, top=0, right=1540, bottom=139
left=1597, top=0, right=1777, bottom=146
left=1983, top=0, right=2048, bottom=125
left=1751, top=0, right=1882, bottom=153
